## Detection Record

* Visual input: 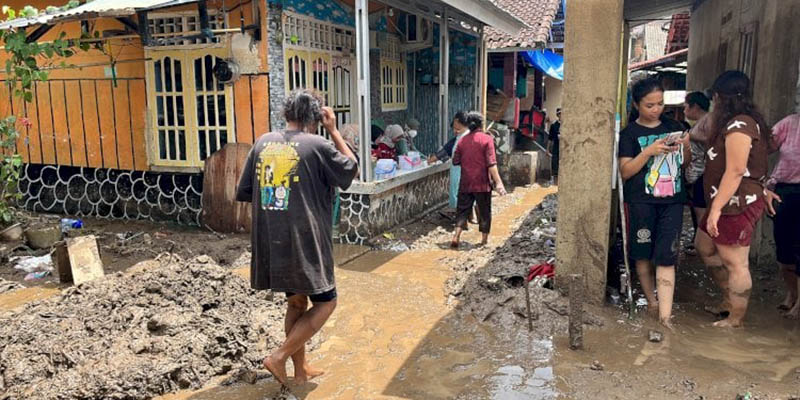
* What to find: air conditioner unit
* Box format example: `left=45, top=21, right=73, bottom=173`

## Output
left=401, top=15, right=433, bottom=52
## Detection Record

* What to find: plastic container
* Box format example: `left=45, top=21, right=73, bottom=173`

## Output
left=398, top=151, right=422, bottom=171
left=374, top=159, right=397, bottom=180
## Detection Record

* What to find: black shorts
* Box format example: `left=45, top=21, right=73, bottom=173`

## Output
left=773, top=183, right=800, bottom=274
left=456, top=192, right=492, bottom=233
left=625, top=202, right=683, bottom=266
left=285, top=288, right=337, bottom=303
left=689, top=175, right=707, bottom=208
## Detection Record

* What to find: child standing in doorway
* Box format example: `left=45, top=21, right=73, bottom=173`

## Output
left=451, top=111, right=506, bottom=248
left=618, top=78, right=690, bottom=328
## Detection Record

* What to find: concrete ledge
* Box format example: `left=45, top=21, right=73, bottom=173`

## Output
left=344, top=163, right=450, bottom=195
left=507, top=150, right=552, bottom=186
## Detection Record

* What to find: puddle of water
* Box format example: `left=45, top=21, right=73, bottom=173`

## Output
left=490, top=365, right=556, bottom=400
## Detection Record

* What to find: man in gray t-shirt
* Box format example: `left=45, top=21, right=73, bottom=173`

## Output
left=236, top=89, right=357, bottom=385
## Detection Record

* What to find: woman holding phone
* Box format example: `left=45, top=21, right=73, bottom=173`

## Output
left=618, top=78, right=690, bottom=328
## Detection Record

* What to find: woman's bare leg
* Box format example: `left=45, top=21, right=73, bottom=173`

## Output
left=636, top=259, right=658, bottom=315
left=695, top=230, right=730, bottom=314
left=714, top=244, right=752, bottom=327
left=656, top=266, right=676, bottom=328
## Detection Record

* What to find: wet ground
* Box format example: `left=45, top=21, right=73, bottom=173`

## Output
left=2, top=185, right=800, bottom=399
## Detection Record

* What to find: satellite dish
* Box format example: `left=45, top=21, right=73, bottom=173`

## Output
left=213, top=59, right=240, bottom=84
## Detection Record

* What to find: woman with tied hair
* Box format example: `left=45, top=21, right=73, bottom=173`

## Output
left=695, top=71, right=770, bottom=328
left=236, top=89, right=358, bottom=384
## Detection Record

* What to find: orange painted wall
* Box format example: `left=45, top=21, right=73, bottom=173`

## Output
left=0, top=0, right=268, bottom=170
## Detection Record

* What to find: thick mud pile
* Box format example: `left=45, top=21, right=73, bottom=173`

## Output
left=0, top=256, right=285, bottom=400
left=0, top=279, right=23, bottom=294
left=446, top=194, right=602, bottom=332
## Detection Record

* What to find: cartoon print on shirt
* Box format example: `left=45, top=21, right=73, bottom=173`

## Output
left=638, top=132, right=683, bottom=197
left=256, top=142, right=301, bottom=211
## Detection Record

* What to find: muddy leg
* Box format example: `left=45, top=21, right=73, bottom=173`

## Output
left=714, top=244, right=751, bottom=327
left=266, top=299, right=337, bottom=384
left=656, top=266, right=675, bottom=329
left=635, top=260, right=658, bottom=315
left=696, top=230, right=730, bottom=314
left=786, top=275, right=800, bottom=319
left=284, top=295, right=324, bottom=383
left=779, top=263, right=798, bottom=310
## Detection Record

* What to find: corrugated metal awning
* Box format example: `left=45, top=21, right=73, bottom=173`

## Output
left=0, top=0, right=198, bottom=29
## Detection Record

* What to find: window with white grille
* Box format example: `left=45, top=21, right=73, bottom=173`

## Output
left=381, top=57, right=406, bottom=111
left=147, top=11, right=227, bottom=47
left=283, top=12, right=355, bottom=53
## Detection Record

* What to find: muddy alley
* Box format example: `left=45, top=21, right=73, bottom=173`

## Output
left=2, top=185, right=800, bottom=399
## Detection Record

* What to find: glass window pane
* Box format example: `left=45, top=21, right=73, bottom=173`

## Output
left=216, top=58, right=224, bottom=91
left=168, top=129, right=176, bottom=160
left=174, top=59, right=182, bottom=92
left=220, top=129, right=228, bottom=146
left=176, top=95, right=185, bottom=126
left=209, top=130, right=217, bottom=154
left=154, top=60, right=162, bottom=92
left=164, top=58, right=172, bottom=92
left=198, top=130, right=207, bottom=160
left=196, top=95, right=205, bottom=127
left=166, top=95, right=175, bottom=126
left=178, top=130, right=186, bottom=161
left=158, top=129, right=166, bottom=159
left=195, top=58, right=203, bottom=91
left=156, top=96, right=164, bottom=126
left=205, top=55, right=213, bottom=91
left=217, top=94, right=226, bottom=126
left=206, top=95, right=216, bottom=126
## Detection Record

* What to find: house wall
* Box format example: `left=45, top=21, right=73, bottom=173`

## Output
left=543, top=75, right=562, bottom=118
left=0, top=0, right=269, bottom=172
left=687, top=0, right=800, bottom=124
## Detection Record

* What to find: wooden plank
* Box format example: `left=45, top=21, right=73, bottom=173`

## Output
left=80, top=81, right=103, bottom=168
left=12, top=89, right=29, bottom=162
left=26, top=85, right=43, bottom=164
left=128, top=79, right=148, bottom=171
left=56, top=235, right=105, bottom=285
left=250, top=75, right=270, bottom=138
left=49, top=81, right=72, bottom=166
left=202, top=143, right=252, bottom=233
left=233, top=78, right=254, bottom=144
left=64, top=81, right=87, bottom=167
left=35, top=81, right=56, bottom=165
left=96, top=80, right=118, bottom=169
left=113, top=81, right=134, bottom=170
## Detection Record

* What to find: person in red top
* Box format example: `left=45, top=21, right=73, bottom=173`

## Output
left=451, top=111, right=507, bottom=248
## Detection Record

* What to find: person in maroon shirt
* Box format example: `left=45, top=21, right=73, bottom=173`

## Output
left=451, top=111, right=507, bottom=248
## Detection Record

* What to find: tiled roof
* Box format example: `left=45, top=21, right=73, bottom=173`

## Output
left=485, top=0, right=561, bottom=50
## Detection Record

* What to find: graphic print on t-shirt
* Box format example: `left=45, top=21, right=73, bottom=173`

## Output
left=256, top=142, right=300, bottom=211
left=638, top=133, right=683, bottom=197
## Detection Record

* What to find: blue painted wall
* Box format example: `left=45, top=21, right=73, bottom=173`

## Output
left=267, top=0, right=354, bottom=26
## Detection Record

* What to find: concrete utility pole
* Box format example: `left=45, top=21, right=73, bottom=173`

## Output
left=555, top=0, right=624, bottom=304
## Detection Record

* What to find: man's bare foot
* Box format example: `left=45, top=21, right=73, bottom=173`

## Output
left=450, top=241, right=459, bottom=249
left=783, top=305, right=800, bottom=320
left=712, top=318, right=743, bottom=328
left=263, top=355, right=289, bottom=385
left=660, top=318, right=675, bottom=331
left=294, top=363, right=325, bottom=384
left=778, top=294, right=796, bottom=311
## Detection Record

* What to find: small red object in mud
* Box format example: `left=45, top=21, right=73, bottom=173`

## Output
left=527, top=263, right=555, bottom=282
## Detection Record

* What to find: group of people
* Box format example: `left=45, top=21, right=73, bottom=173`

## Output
left=619, top=70, right=800, bottom=329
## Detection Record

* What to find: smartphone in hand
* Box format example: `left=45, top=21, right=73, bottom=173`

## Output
left=664, top=131, right=686, bottom=146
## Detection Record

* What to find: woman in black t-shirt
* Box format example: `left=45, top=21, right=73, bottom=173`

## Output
left=618, top=78, right=691, bottom=329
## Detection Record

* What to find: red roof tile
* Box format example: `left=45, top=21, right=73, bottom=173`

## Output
left=485, top=0, right=561, bottom=49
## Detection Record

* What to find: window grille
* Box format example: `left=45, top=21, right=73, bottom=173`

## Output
left=283, top=12, right=355, bottom=54
left=147, top=11, right=227, bottom=47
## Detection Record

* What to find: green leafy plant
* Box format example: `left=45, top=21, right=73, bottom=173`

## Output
left=0, top=2, right=99, bottom=224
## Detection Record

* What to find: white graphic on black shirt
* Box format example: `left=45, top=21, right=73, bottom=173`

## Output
left=728, top=120, right=747, bottom=130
